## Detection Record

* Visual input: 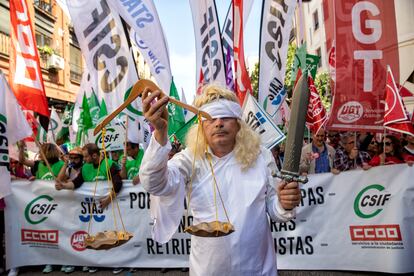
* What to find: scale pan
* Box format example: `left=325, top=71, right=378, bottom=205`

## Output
left=185, top=221, right=234, bottom=237
left=85, top=231, right=133, bottom=250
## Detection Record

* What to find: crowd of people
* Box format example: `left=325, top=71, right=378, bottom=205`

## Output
left=1, top=101, right=413, bottom=275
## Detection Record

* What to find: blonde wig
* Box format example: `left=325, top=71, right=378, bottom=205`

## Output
left=185, top=84, right=261, bottom=170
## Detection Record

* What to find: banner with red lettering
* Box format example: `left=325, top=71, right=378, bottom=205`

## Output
left=9, top=0, right=50, bottom=118
left=324, top=0, right=399, bottom=132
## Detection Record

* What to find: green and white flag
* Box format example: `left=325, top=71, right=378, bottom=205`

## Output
left=168, top=79, right=186, bottom=138
left=88, top=89, right=100, bottom=125
left=76, top=92, right=93, bottom=146
left=47, top=107, right=62, bottom=143
left=173, top=115, right=197, bottom=146
left=0, top=71, right=32, bottom=198
left=36, top=123, right=47, bottom=143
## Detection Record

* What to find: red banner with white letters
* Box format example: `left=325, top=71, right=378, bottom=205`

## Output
left=324, top=0, right=399, bottom=132
left=9, top=0, right=50, bottom=117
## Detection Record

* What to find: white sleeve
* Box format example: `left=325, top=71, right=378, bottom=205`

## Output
left=139, top=136, right=192, bottom=243
left=261, top=147, right=296, bottom=222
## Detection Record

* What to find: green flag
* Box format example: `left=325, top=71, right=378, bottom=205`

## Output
left=98, top=98, right=108, bottom=121
left=36, top=123, right=47, bottom=143
left=76, top=93, right=93, bottom=145
left=173, top=115, right=197, bottom=145
left=167, top=79, right=186, bottom=138
left=305, top=54, right=320, bottom=79
left=290, top=43, right=307, bottom=85
left=88, top=89, right=100, bottom=125
left=57, top=104, right=73, bottom=144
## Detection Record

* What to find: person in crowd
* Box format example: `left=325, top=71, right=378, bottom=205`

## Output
left=57, top=147, right=84, bottom=182
left=9, top=158, right=31, bottom=180
left=120, top=142, right=144, bottom=185
left=271, top=144, right=283, bottom=171
left=365, top=136, right=380, bottom=159
left=327, top=131, right=341, bottom=150
left=17, top=141, right=65, bottom=181
left=55, top=143, right=122, bottom=208
left=368, top=135, right=404, bottom=166
left=109, top=150, right=123, bottom=166
left=401, top=134, right=414, bottom=165
left=299, top=128, right=336, bottom=174
left=139, top=84, right=301, bottom=275
left=333, top=132, right=371, bottom=172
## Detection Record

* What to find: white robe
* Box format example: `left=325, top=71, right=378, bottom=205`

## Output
left=139, top=136, right=295, bottom=276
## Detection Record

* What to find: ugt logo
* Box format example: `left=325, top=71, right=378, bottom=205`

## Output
left=79, top=197, right=105, bottom=223
left=24, top=195, right=58, bottom=224
left=354, top=184, right=391, bottom=219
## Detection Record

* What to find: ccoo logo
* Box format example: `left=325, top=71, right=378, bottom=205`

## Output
left=24, top=195, right=58, bottom=224
left=354, top=184, right=391, bottom=219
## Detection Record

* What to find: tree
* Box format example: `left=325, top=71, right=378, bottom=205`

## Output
left=250, top=63, right=259, bottom=99
left=314, top=71, right=332, bottom=111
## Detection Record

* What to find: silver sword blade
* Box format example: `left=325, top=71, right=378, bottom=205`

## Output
left=280, top=74, right=309, bottom=183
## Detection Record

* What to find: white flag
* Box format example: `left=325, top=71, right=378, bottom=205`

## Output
left=258, top=0, right=297, bottom=116
left=189, top=0, right=227, bottom=92
left=0, top=71, right=33, bottom=198
left=47, top=107, right=62, bottom=143
left=242, top=93, right=285, bottom=149
left=109, top=0, right=172, bottom=93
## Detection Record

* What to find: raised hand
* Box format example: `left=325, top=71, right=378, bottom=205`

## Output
left=142, top=89, right=169, bottom=145
left=277, top=181, right=301, bottom=210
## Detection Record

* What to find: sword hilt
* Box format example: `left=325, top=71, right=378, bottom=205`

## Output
left=272, top=170, right=308, bottom=184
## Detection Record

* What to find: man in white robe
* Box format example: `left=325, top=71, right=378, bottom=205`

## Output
left=139, top=85, right=301, bottom=276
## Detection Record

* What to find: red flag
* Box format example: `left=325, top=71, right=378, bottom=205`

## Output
left=196, top=69, right=205, bottom=95
left=233, top=0, right=252, bottom=105
left=9, top=0, right=50, bottom=119
left=307, top=76, right=328, bottom=134
left=384, top=66, right=414, bottom=136
left=384, top=66, right=408, bottom=125
left=328, top=40, right=336, bottom=82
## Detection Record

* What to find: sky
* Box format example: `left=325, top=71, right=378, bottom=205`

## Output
left=153, top=0, right=263, bottom=103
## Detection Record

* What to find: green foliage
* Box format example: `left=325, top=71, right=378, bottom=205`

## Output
left=314, top=71, right=332, bottom=111
left=250, top=63, right=259, bottom=99
left=37, top=45, right=54, bottom=56
left=284, top=43, right=297, bottom=94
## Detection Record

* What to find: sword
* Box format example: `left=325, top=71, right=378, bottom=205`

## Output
left=275, top=74, right=309, bottom=184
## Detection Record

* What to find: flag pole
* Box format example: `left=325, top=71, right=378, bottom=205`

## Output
left=124, top=116, right=129, bottom=158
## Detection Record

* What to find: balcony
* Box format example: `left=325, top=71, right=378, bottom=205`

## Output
left=0, top=32, right=10, bottom=56
left=34, top=0, right=52, bottom=14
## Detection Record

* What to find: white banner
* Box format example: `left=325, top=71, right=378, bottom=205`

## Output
left=5, top=165, right=414, bottom=273
left=189, top=0, right=226, bottom=91
left=258, top=0, right=296, bottom=116
left=108, top=0, right=172, bottom=93
left=242, top=93, right=285, bottom=149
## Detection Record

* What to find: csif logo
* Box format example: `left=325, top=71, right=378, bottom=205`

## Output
left=95, top=128, right=120, bottom=149
left=354, top=184, right=391, bottom=219
left=24, top=195, right=58, bottom=224
left=337, top=101, right=363, bottom=123
left=79, top=197, right=105, bottom=223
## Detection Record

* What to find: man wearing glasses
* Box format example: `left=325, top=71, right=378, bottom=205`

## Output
left=333, top=132, right=371, bottom=172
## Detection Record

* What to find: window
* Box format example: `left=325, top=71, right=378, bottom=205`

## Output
left=316, top=47, right=322, bottom=68
left=70, top=44, right=82, bottom=83
left=313, top=10, right=319, bottom=31
left=35, top=32, right=52, bottom=48
left=34, top=0, right=52, bottom=14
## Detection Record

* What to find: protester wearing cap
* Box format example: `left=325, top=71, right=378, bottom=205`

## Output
left=139, top=84, right=301, bottom=275
left=57, top=147, right=84, bottom=182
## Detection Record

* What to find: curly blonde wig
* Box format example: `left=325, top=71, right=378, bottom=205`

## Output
left=185, top=84, right=261, bottom=170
